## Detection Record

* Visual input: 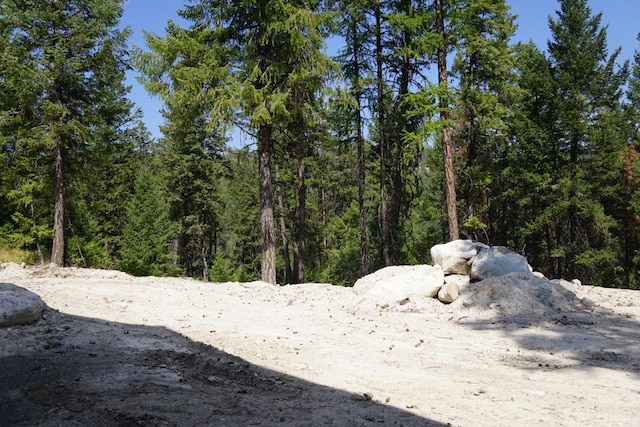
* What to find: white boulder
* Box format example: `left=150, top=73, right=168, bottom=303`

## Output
left=353, top=265, right=444, bottom=307
left=469, top=246, right=532, bottom=281
left=0, top=283, right=44, bottom=327
left=431, top=240, right=489, bottom=275
left=551, top=278, right=577, bottom=293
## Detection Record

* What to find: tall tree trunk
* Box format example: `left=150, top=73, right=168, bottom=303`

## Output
left=389, top=10, right=413, bottom=262
left=30, top=202, right=44, bottom=265
left=51, top=144, right=66, bottom=266
left=201, top=243, right=209, bottom=282
left=258, top=124, right=277, bottom=284
left=293, top=120, right=306, bottom=284
left=353, top=25, right=370, bottom=276
left=275, top=164, right=292, bottom=284
left=321, top=186, right=328, bottom=250
left=436, top=0, right=459, bottom=241
left=375, top=3, right=391, bottom=266
left=464, top=52, right=478, bottom=223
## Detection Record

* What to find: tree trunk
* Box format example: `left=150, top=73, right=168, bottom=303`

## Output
left=275, top=164, right=292, bottom=284
left=388, top=9, right=412, bottom=261
left=321, top=186, right=328, bottom=250
left=436, top=0, right=459, bottom=241
left=258, top=124, right=277, bottom=284
left=51, top=144, right=66, bottom=266
left=30, top=203, right=44, bottom=265
left=464, top=52, right=478, bottom=223
left=201, top=243, right=209, bottom=282
left=375, top=4, right=391, bottom=266
left=293, top=121, right=306, bottom=284
left=352, top=22, right=370, bottom=276
left=347, top=6, right=371, bottom=277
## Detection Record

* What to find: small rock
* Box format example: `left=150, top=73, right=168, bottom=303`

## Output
left=438, top=282, right=459, bottom=304
left=551, top=278, right=577, bottom=294
left=581, top=297, right=595, bottom=308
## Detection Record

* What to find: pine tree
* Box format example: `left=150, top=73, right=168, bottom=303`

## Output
left=0, top=0, right=134, bottom=266
left=134, top=15, right=232, bottom=280
left=162, top=0, right=333, bottom=284
left=546, top=0, right=628, bottom=280
left=436, top=0, right=459, bottom=241
left=500, top=42, right=558, bottom=269
left=335, top=0, right=373, bottom=276
left=119, top=164, right=178, bottom=277
left=451, top=0, right=516, bottom=238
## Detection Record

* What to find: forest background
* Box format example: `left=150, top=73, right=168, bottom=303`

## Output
left=1, top=0, right=639, bottom=288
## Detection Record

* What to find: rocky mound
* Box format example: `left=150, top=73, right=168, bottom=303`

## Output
left=351, top=240, right=593, bottom=320
left=452, top=273, right=588, bottom=323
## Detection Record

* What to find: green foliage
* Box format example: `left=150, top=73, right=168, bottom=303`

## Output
left=118, top=165, right=180, bottom=277
left=320, top=201, right=362, bottom=287
left=0, top=0, right=137, bottom=265
left=215, top=149, right=261, bottom=281
left=209, top=252, right=234, bottom=283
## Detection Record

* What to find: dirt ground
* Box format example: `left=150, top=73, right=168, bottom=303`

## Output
left=1, top=262, right=639, bottom=426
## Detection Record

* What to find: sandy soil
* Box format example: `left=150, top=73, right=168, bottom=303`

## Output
left=1, top=262, right=639, bottom=426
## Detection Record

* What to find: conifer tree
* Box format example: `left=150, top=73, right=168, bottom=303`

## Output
left=134, top=18, right=228, bottom=280
left=156, top=0, right=333, bottom=284
left=335, top=0, right=373, bottom=275
left=119, top=164, right=178, bottom=276
left=0, top=0, right=134, bottom=266
left=500, top=42, right=558, bottom=268
left=451, top=0, right=516, bottom=237
left=546, top=0, right=628, bottom=280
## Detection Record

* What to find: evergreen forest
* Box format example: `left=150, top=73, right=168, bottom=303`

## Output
left=1, top=0, right=639, bottom=288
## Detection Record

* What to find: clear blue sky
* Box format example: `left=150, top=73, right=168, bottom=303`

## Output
left=120, top=0, right=640, bottom=140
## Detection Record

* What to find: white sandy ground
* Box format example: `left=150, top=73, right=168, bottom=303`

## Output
left=1, top=262, right=639, bottom=426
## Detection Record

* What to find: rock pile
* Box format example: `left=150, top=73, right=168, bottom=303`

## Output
left=352, top=240, right=592, bottom=317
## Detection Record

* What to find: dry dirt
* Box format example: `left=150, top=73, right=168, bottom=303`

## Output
left=1, top=262, right=639, bottom=426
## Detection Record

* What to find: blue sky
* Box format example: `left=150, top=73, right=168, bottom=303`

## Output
left=120, top=0, right=640, bottom=141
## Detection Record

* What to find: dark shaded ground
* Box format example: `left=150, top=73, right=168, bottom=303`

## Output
left=0, top=307, right=446, bottom=427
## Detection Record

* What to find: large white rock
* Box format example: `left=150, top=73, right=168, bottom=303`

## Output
left=469, top=246, right=531, bottom=281
left=431, top=240, right=489, bottom=275
left=0, top=283, right=44, bottom=327
left=353, top=265, right=444, bottom=307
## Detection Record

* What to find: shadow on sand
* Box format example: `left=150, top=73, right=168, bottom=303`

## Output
left=0, top=305, right=447, bottom=426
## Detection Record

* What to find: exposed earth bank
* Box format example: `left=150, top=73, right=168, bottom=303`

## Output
left=1, top=263, right=639, bottom=426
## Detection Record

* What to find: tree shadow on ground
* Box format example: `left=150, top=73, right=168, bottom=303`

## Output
left=457, top=281, right=640, bottom=378
left=0, top=306, right=447, bottom=426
